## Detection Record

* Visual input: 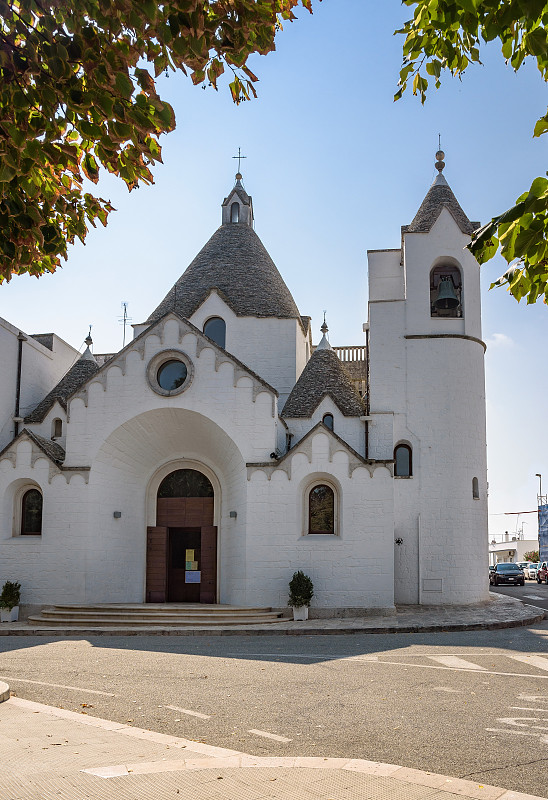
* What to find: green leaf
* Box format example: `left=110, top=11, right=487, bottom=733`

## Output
left=115, top=72, right=134, bottom=97
left=426, top=60, right=441, bottom=77
left=456, top=0, right=477, bottom=14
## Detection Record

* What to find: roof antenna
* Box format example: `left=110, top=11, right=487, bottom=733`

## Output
left=118, top=302, right=132, bottom=348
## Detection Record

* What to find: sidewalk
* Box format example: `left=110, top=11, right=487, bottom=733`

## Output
left=0, top=593, right=544, bottom=636
left=0, top=683, right=543, bottom=800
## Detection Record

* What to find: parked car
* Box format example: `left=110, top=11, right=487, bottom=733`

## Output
left=489, top=563, right=525, bottom=586
left=489, top=564, right=496, bottom=575
left=536, top=562, right=548, bottom=584
left=516, top=561, right=529, bottom=572
left=526, top=563, right=540, bottom=580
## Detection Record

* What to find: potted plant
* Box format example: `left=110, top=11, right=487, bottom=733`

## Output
left=0, top=581, right=21, bottom=623
left=288, top=570, right=314, bottom=621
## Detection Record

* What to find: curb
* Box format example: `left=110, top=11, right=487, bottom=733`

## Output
left=0, top=680, right=10, bottom=702
left=5, top=696, right=546, bottom=800
left=0, top=611, right=543, bottom=636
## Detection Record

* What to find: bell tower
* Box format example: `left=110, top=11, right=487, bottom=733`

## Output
left=221, top=172, right=254, bottom=227
left=366, top=152, right=488, bottom=606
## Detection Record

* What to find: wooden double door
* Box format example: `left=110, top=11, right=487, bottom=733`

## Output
left=146, top=497, right=216, bottom=603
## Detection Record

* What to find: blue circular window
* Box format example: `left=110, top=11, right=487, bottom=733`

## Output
left=157, top=360, right=188, bottom=391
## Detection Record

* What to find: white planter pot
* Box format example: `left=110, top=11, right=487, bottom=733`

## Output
left=292, top=606, right=309, bottom=621
left=0, top=606, right=19, bottom=623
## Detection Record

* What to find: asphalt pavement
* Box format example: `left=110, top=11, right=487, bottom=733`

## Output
left=1, top=684, right=545, bottom=800
left=1, top=591, right=547, bottom=799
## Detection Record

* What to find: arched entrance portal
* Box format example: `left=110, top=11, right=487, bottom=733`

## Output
left=146, top=469, right=217, bottom=603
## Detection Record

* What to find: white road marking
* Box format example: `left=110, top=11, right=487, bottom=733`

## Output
left=511, top=707, right=548, bottom=712
left=510, top=655, right=548, bottom=671
left=518, top=694, right=548, bottom=701
left=498, top=716, right=548, bottom=731
left=486, top=727, right=548, bottom=742
left=509, top=655, right=548, bottom=672
left=0, top=675, right=115, bottom=696
left=228, top=653, right=341, bottom=660
left=9, top=697, right=242, bottom=758
left=248, top=729, right=292, bottom=743
left=523, top=595, right=545, bottom=600
left=227, top=653, right=548, bottom=679
left=427, top=656, right=486, bottom=671
left=166, top=705, right=210, bottom=720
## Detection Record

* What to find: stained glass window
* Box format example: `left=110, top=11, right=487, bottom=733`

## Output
left=21, top=489, right=42, bottom=535
left=309, top=484, right=335, bottom=534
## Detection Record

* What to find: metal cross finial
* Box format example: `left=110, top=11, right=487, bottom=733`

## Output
left=232, top=147, right=247, bottom=174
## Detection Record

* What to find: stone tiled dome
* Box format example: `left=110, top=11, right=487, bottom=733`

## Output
left=405, top=173, right=478, bottom=235
left=146, top=223, right=303, bottom=326
left=24, top=351, right=99, bottom=423
left=281, top=347, right=365, bottom=418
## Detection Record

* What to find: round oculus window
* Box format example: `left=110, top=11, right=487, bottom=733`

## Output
left=157, top=359, right=188, bottom=391
left=146, top=349, right=194, bottom=396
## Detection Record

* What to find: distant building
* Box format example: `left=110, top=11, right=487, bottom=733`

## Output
left=0, top=155, right=489, bottom=614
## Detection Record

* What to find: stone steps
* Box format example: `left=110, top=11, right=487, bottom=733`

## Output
left=28, top=603, right=285, bottom=628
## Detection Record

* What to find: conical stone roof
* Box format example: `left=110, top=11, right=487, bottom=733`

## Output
left=281, top=347, right=366, bottom=418
left=146, top=224, right=303, bottom=326
left=405, top=173, right=478, bottom=235
left=24, top=349, right=99, bottom=423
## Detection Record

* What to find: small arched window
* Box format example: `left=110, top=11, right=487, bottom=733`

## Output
left=203, top=317, right=226, bottom=349
left=394, top=444, right=412, bottom=478
left=230, top=202, right=239, bottom=223
left=21, top=488, right=42, bottom=535
left=52, top=418, right=62, bottom=439
left=309, top=484, right=335, bottom=534
left=472, top=477, right=479, bottom=499
left=430, top=264, right=462, bottom=318
left=322, top=413, right=334, bottom=431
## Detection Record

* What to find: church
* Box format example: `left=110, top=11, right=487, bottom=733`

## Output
left=0, top=152, right=489, bottom=617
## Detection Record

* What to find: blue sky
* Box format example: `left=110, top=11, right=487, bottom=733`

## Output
left=1, top=1, right=546, bottom=538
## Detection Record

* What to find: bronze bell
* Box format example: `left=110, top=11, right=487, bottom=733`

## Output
left=434, top=276, right=459, bottom=309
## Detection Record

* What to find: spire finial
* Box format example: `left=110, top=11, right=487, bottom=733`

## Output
left=316, top=311, right=332, bottom=350
left=320, top=310, right=328, bottom=336
left=85, top=325, right=93, bottom=348
left=435, top=136, right=445, bottom=173
left=232, top=147, right=246, bottom=179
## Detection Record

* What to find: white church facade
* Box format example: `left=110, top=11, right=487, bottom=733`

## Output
left=0, top=154, right=489, bottom=615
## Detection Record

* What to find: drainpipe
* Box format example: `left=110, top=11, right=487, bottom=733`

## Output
left=14, top=332, right=27, bottom=438
left=417, top=513, right=422, bottom=605
left=364, top=324, right=370, bottom=459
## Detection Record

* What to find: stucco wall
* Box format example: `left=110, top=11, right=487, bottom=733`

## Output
left=0, top=318, right=78, bottom=449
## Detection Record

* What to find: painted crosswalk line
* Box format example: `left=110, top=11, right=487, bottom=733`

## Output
left=509, top=655, right=548, bottom=672
left=427, top=656, right=487, bottom=670
left=166, top=705, right=211, bottom=720
left=248, top=729, right=292, bottom=743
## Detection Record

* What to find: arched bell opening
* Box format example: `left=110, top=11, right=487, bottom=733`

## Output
left=430, top=263, right=462, bottom=318
left=146, top=468, right=217, bottom=604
